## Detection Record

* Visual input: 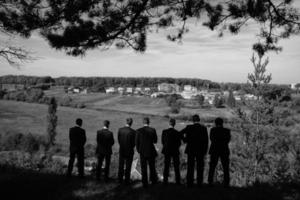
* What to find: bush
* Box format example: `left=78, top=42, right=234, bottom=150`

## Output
left=59, top=96, right=73, bottom=106
left=75, top=102, right=86, bottom=108
left=0, top=132, right=45, bottom=154
left=0, top=90, right=6, bottom=99
left=170, top=101, right=182, bottom=114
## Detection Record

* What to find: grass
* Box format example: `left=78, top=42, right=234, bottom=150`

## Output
left=0, top=100, right=185, bottom=150
left=44, top=88, right=235, bottom=118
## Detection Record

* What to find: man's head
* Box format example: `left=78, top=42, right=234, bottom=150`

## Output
left=104, top=120, right=110, bottom=128
left=126, top=118, right=133, bottom=126
left=169, top=118, right=176, bottom=127
left=192, top=114, right=200, bottom=123
left=76, top=118, right=83, bottom=127
left=143, top=117, right=150, bottom=125
left=215, top=117, right=223, bottom=127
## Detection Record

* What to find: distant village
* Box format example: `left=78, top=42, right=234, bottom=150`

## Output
left=100, top=83, right=257, bottom=105
left=1, top=81, right=299, bottom=105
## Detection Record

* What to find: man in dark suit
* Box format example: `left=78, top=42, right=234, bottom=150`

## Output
left=136, top=117, right=158, bottom=188
left=162, top=118, right=182, bottom=184
left=96, top=120, right=114, bottom=181
left=180, top=114, right=208, bottom=187
left=118, top=118, right=136, bottom=184
left=67, top=118, right=86, bottom=178
left=208, top=117, right=231, bottom=187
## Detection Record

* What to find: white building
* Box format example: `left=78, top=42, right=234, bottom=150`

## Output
left=183, top=85, right=197, bottom=92
left=157, top=83, right=180, bottom=93
left=126, top=87, right=133, bottom=94
left=105, top=87, right=115, bottom=94
left=291, top=83, right=298, bottom=90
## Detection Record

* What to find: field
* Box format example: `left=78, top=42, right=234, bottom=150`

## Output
left=0, top=100, right=178, bottom=149
left=44, top=88, right=236, bottom=118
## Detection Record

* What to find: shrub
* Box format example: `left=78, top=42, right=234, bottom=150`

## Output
left=75, top=102, right=86, bottom=108
left=213, top=94, right=225, bottom=108
left=0, top=132, right=44, bottom=154
left=0, top=90, right=6, bottom=99
left=59, top=96, right=72, bottom=106
left=170, top=101, right=182, bottom=114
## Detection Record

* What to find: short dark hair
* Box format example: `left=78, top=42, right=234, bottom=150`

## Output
left=104, top=120, right=110, bottom=128
left=169, top=118, right=176, bottom=126
left=143, top=117, right=150, bottom=125
left=76, top=118, right=82, bottom=126
left=126, top=118, right=133, bottom=126
left=192, top=114, right=200, bottom=122
left=215, top=117, right=223, bottom=126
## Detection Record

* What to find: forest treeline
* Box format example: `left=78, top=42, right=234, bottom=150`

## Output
left=0, top=75, right=239, bottom=90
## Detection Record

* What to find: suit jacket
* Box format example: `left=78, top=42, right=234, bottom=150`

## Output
left=209, top=127, right=231, bottom=156
left=136, top=126, right=157, bottom=158
left=180, top=123, right=208, bottom=156
left=69, top=126, right=86, bottom=153
left=161, top=128, right=181, bottom=155
left=96, top=129, right=114, bottom=156
left=118, top=126, right=136, bottom=157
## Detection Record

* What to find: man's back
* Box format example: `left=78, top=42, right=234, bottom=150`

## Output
left=209, top=127, right=231, bottom=155
left=136, top=126, right=157, bottom=158
left=181, top=123, right=208, bottom=155
left=69, top=126, right=86, bottom=152
left=96, top=129, right=114, bottom=155
left=118, top=126, right=136, bottom=156
left=161, top=128, right=181, bottom=155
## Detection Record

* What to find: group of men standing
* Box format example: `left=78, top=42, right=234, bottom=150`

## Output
left=66, top=114, right=231, bottom=188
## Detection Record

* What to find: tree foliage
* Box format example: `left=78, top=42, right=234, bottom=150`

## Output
left=195, top=94, right=205, bottom=106
left=233, top=52, right=300, bottom=184
left=0, top=0, right=299, bottom=59
left=213, top=94, right=225, bottom=108
left=46, top=97, right=58, bottom=149
left=227, top=90, right=236, bottom=108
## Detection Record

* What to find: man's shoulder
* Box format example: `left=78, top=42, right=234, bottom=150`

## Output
left=121, top=126, right=136, bottom=133
left=223, top=127, right=231, bottom=133
left=70, top=126, right=84, bottom=132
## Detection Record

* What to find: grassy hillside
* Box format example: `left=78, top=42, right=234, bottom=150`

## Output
left=0, top=100, right=184, bottom=149
left=44, top=89, right=236, bottom=118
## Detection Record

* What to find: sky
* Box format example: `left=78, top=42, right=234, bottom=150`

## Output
left=0, top=4, right=300, bottom=84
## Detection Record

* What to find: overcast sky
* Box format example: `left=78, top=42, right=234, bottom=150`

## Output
left=0, top=6, right=300, bottom=84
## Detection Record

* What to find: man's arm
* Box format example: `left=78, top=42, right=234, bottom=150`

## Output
left=69, top=128, right=73, bottom=142
left=153, top=129, right=157, bottom=144
left=131, top=130, right=136, bottom=149
left=83, top=130, right=87, bottom=145
left=117, top=129, right=121, bottom=145
left=110, top=132, right=115, bottom=146
left=203, top=127, right=209, bottom=154
left=226, top=129, right=231, bottom=144
left=161, top=130, right=166, bottom=146
left=135, top=129, right=140, bottom=153
left=180, top=127, right=187, bottom=143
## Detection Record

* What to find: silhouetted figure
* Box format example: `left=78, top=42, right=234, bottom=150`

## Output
left=162, top=118, right=182, bottom=184
left=96, top=120, right=114, bottom=181
left=67, top=118, right=86, bottom=178
left=180, top=114, right=208, bottom=187
left=136, top=117, right=158, bottom=188
left=208, top=117, right=231, bottom=187
left=118, top=118, right=136, bottom=184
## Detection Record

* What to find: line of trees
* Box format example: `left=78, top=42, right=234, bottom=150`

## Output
left=0, top=75, right=221, bottom=89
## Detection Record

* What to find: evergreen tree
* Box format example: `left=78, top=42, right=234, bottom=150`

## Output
left=227, top=90, right=236, bottom=108
left=195, top=94, right=205, bottom=107
left=213, top=94, right=225, bottom=108
left=232, top=51, right=299, bottom=185
left=46, top=97, right=58, bottom=149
